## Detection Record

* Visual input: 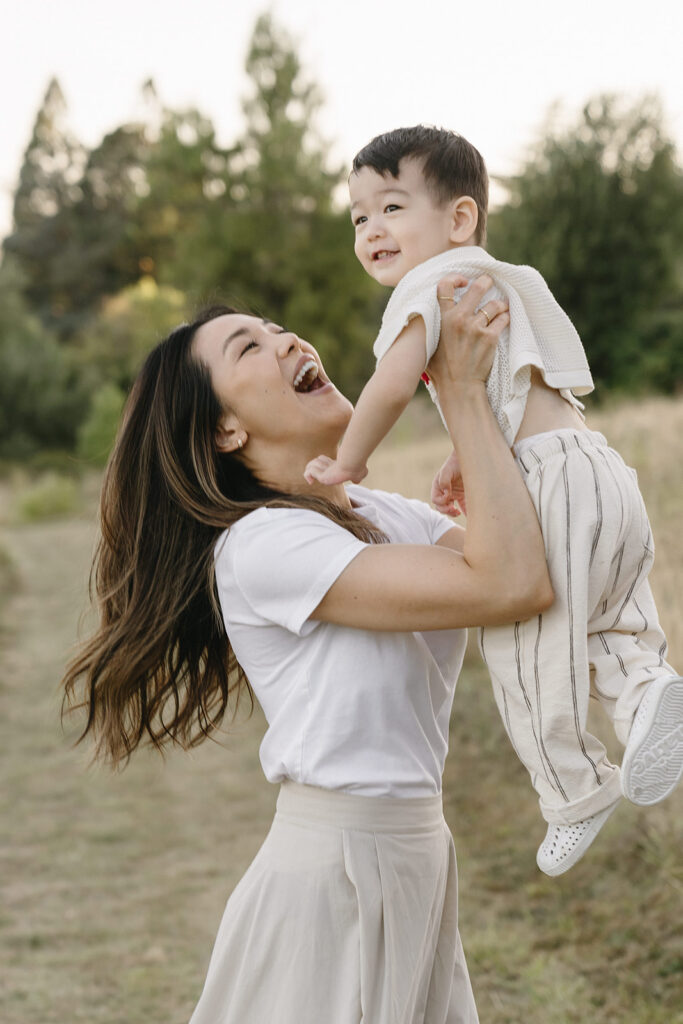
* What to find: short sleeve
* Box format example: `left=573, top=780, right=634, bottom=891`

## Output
left=345, top=484, right=455, bottom=547
left=219, top=507, right=367, bottom=636
left=400, top=496, right=455, bottom=546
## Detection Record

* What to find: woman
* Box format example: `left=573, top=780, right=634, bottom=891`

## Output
left=63, top=274, right=552, bottom=1023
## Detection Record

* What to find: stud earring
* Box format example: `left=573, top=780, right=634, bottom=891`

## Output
left=237, top=438, right=243, bottom=449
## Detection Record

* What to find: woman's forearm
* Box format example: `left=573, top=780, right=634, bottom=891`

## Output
left=439, top=380, right=551, bottom=614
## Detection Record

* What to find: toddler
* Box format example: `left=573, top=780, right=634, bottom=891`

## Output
left=304, top=125, right=683, bottom=876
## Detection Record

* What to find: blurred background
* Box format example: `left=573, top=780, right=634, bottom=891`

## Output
left=1, top=2, right=682, bottom=1022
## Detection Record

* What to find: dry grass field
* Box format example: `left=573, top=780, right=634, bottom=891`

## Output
left=1, top=396, right=682, bottom=1023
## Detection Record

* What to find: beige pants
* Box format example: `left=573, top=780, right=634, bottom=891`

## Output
left=480, top=429, right=674, bottom=825
left=189, top=781, right=478, bottom=1024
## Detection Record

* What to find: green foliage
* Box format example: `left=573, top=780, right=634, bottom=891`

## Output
left=14, top=472, right=79, bottom=522
left=0, top=543, right=18, bottom=609
left=77, top=383, right=126, bottom=466
left=0, top=260, right=88, bottom=458
left=489, top=95, right=683, bottom=393
left=3, top=80, right=148, bottom=336
left=74, top=276, right=187, bottom=391
left=142, top=13, right=382, bottom=399
left=3, top=25, right=683, bottom=469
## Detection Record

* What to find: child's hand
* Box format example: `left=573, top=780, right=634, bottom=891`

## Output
left=431, top=451, right=467, bottom=517
left=304, top=455, right=368, bottom=486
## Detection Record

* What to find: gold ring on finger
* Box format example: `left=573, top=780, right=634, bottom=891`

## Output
left=479, top=307, right=492, bottom=326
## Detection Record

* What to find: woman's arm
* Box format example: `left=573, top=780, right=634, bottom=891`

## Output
left=312, top=274, right=553, bottom=631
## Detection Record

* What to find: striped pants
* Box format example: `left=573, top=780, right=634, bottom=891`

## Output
left=479, top=429, right=675, bottom=825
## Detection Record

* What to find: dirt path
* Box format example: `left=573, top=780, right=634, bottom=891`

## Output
left=0, top=519, right=275, bottom=1023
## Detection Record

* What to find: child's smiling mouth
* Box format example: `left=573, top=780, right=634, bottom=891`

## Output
left=372, top=250, right=399, bottom=262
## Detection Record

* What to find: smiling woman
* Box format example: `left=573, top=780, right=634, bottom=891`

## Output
left=61, top=283, right=552, bottom=1024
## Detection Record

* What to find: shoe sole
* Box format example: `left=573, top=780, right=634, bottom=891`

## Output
left=536, top=800, right=619, bottom=878
left=621, top=677, right=683, bottom=805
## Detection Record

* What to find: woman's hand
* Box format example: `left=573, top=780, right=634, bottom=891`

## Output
left=426, top=274, right=509, bottom=395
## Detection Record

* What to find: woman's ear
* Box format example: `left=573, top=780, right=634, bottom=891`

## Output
left=449, top=196, right=479, bottom=246
left=215, top=412, right=247, bottom=454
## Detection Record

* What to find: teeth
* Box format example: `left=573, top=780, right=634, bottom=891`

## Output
left=293, top=359, right=318, bottom=389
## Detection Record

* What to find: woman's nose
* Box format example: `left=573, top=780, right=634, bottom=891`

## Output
left=276, top=331, right=299, bottom=357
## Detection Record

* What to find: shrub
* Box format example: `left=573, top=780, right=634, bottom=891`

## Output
left=76, top=384, right=126, bottom=466
left=15, top=473, right=79, bottom=523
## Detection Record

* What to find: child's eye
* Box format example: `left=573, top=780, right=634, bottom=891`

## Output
left=353, top=214, right=367, bottom=227
left=384, top=203, right=400, bottom=213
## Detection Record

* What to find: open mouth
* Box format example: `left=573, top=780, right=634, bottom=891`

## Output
left=293, top=358, right=324, bottom=393
left=372, top=250, right=399, bottom=262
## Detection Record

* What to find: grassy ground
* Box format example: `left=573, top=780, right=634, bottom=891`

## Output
left=1, top=396, right=682, bottom=1023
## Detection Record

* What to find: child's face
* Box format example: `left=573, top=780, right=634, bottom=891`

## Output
left=349, top=159, right=457, bottom=287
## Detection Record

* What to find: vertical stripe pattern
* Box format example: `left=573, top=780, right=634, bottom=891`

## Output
left=480, top=428, right=674, bottom=823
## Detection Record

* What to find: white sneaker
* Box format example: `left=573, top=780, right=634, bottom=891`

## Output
left=536, top=801, right=619, bottom=877
left=621, top=675, right=683, bottom=805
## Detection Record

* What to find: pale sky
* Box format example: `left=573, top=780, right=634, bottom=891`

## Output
left=2, top=0, right=682, bottom=240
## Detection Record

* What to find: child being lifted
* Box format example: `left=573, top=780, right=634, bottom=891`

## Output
left=304, top=125, right=683, bottom=876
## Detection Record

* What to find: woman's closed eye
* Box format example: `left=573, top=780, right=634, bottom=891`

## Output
left=239, top=339, right=258, bottom=357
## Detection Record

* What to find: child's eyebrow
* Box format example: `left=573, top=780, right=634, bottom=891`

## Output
left=350, top=187, right=410, bottom=211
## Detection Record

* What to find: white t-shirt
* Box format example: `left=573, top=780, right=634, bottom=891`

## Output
left=214, top=486, right=467, bottom=798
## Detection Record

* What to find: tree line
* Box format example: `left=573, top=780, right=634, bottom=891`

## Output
left=1, top=13, right=682, bottom=464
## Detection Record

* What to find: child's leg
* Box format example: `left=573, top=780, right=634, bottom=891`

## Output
left=480, top=612, right=622, bottom=826
left=581, top=453, right=683, bottom=803
left=588, top=578, right=675, bottom=745
left=480, top=430, right=648, bottom=826
left=585, top=475, right=676, bottom=744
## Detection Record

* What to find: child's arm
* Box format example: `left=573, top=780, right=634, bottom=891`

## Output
left=304, top=318, right=427, bottom=486
left=431, top=449, right=467, bottom=517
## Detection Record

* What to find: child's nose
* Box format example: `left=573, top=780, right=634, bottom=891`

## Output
left=367, top=216, right=386, bottom=241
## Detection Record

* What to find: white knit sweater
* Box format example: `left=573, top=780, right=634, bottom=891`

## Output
left=373, top=247, right=594, bottom=445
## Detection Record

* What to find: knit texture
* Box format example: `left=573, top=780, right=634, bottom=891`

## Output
left=373, top=247, right=594, bottom=444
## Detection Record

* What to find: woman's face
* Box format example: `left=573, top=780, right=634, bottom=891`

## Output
left=193, top=313, right=353, bottom=460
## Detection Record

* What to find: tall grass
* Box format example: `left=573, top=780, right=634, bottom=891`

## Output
left=0, top=394, right=681, bottom=1023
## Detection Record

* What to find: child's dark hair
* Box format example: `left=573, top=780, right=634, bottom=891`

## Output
left=352, top=125, right=489, bottom=245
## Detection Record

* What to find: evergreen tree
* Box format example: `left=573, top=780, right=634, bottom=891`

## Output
left=209, top=13, right=382, bottom=398
left=134, top=100, right=238, bottom=300
left=3, top=79, right=86, bottom=331
left=4, top=80, right=149, bottom=337
left=489, top=95, right=683, bottom=393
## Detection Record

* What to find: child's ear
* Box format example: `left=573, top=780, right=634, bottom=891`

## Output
left=449, top=196, right=479, bottom=245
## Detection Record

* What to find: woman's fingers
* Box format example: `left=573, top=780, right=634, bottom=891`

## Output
left=436, top=274, right=470, bottom=301
left=429, top=273, right=511, bottom=389
left=436, top=274, right=509, bottom=334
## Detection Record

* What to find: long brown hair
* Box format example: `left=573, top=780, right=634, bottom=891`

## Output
left=62, top=306, right=384, bottom=765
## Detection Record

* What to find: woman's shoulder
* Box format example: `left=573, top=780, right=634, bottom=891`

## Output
left=347, top=485, right=452, bottom=544
left=214, top=504, right=365, bottom=568
left=347, top=484, right=430, bottom=517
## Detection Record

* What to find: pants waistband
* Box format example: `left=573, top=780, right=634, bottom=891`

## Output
left=514, top=428, right=608, bottom=468
left=276, top=781, right=445, bottom=833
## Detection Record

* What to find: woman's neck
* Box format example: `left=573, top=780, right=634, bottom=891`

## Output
left=245, top=442, right=353, bottom=509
